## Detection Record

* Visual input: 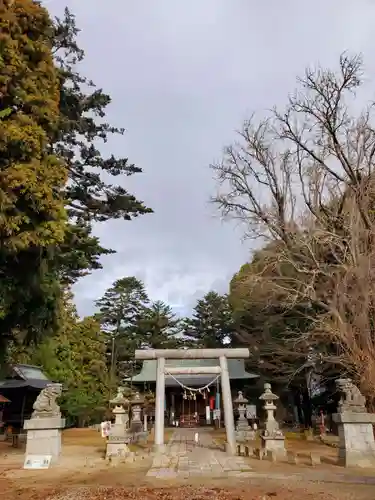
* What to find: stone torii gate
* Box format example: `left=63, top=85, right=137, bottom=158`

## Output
left=135, top=347, right=250, bottom=455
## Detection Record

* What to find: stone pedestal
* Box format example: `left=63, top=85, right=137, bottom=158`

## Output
left=261, top=435, right=285, bottom=454
left=106, top=435, right=130, bottom=460
left=333, top=412, right=375, bottom=467
left=134, top=430, right=148, bottom=444
left=332, top=378, right=375, bottom=468
left=24, top=417, right=65, bottom=464
left=236, top=427, right=255, bottom=441
left=106, top=420, right=130, bottom=459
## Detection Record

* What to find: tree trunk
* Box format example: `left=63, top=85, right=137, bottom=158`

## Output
left=293, top=389, right=304, bottom=426
left=301, top=388, right=312, bottom=428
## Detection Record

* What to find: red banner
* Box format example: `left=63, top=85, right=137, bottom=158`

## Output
left=209, top=396, right=215, bottom=410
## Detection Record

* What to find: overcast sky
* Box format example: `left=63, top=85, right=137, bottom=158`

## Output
left=45, top=0, right=375, bottom=318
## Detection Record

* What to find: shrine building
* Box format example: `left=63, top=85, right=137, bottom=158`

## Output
left=128, top=358, right=258, bottom=427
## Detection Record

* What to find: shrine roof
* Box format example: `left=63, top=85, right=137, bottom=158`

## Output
left=0, top=364, right=50, bottom=391
left=126, top=358, right=258, bottom=387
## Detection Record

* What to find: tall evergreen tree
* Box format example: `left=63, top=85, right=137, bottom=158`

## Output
left=0, top=0, right=67, bottom=251
left=53, top=7, right=152, bottom=223
left=184, top=291, right=234, bottom=348
left=138, top=300, right=182, bottom=349
left=10, top=293, right=110, bottom=426
left=95, top=277, right=149, bottom=379
left=50, top=8, right=152, bottom=283
left=0, top=4, right=154, bottom=367
left=0, top=0, right=68, bottom=359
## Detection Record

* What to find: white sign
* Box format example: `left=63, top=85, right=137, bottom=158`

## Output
left=24, top=455, right=52, bottom=470
left=101, top=421, right=111, bottom=438
left=213, top=409, right=221, bottom=420
left=246, top=404, right=257, bottom=419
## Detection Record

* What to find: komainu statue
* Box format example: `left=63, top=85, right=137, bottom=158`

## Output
left=336, top=378, right=367, bottom=413
left=32, top=383, right=62, bottom=418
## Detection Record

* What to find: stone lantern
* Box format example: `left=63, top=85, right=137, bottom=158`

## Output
left=259, top=383, right=285, bottom=456
left=233, top=391, right=254, bottom=441
left=144, top=391, right=155, bottom=432
left=130, top=391, right=145, bottom=433
left=106, top=387, right=131, bottom=460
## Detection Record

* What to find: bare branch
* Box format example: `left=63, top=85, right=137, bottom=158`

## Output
left=214, top=53, right=375, bottom=400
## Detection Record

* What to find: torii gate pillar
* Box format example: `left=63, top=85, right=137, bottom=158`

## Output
left=155, top=357, right=165, bottom=448
left=219, top=355, right=236, bottom=454
left=135, top=348, right=250, bottom=455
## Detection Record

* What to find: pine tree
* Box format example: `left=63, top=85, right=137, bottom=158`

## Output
left=95, top=277, right=149, bottom=379
left=138, top=300, right=182, bottom=349
left=0, top=4, right=155, bottom=363
left=49, top=8, right=152, bottom=284
left=184, top=291, right=235, bottom=348
left=53, top=8, right=152, bottom=223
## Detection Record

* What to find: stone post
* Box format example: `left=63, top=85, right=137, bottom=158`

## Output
left=220, top=355, right=236, bottom=455
left=333, top=378, right=375, bottom=467
left=259, top=383, right=285, bottom=456
left=143, top=410, right=148, bottom=432
left=23, top=383, right=65, bottom=466
left=155, top=356, right=165, bottom=449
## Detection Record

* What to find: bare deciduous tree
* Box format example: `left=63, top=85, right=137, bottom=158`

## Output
left=212, top=53, right=375, bottom=403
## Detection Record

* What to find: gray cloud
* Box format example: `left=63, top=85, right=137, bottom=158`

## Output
left=46, top=0, right=375, bottom=317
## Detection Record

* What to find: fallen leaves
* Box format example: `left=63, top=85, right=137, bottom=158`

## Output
left=47, top=486, right=338, bottom=500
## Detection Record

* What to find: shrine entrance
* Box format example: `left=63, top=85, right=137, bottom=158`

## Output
left=180, top=392, right=199, bottom=428
left=134, top=347, right=250, bottom=455
left=165, top=365, right=221, bottom=428
left=174, top=381, right=218, bottom=428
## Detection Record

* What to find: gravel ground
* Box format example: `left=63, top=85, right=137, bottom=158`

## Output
left=45, top=484, right=375, bottom=500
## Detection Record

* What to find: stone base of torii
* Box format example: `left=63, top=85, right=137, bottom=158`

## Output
left=134, top=348, right=250, bottom=455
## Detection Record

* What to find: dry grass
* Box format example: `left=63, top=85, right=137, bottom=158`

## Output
left=61, top=427, right=175, bottom=453
left=62, top=429, right=104, bottom=448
